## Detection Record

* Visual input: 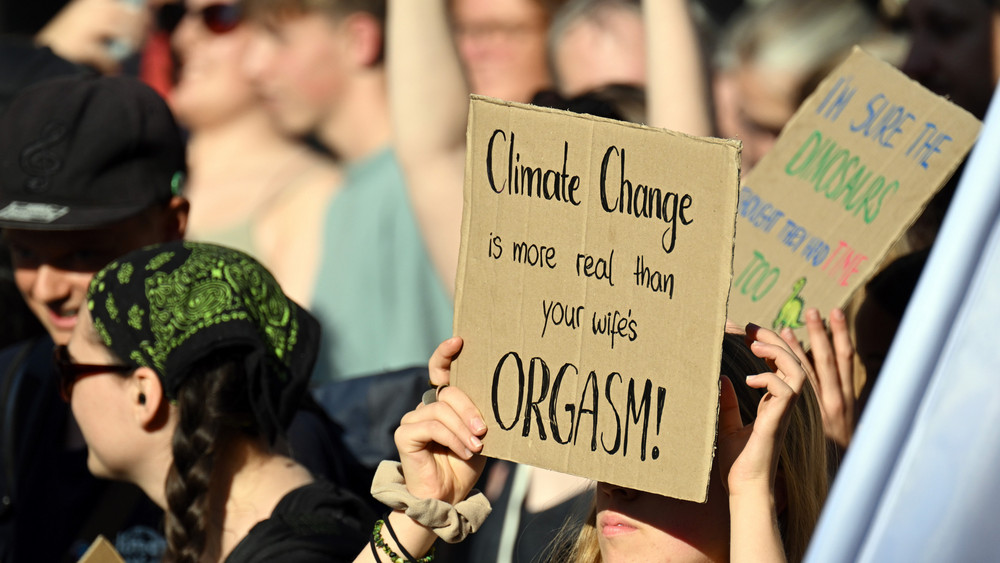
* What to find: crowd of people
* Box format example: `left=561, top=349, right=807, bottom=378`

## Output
left=0, top=0, right=993, bottom=561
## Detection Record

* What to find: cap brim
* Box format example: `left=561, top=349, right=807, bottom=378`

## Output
left=0, top=200, right=152, bottom=231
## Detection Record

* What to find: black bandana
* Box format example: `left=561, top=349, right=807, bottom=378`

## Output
left=86, top=241, right=320, bottom=443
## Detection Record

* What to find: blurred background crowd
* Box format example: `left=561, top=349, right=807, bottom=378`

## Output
left=0, top=0, right=994, bottom=560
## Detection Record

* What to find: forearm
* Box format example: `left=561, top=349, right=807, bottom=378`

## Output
left=643, top=0, right=713, bottom=136
left=386, top=0, right=467, bottom=295
left=387, top=0, right=469, bottom=161
left=729, top=486, right=786, bottom=563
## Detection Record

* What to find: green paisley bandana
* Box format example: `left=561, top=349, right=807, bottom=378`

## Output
left=87, top=241, right=320, bottom=443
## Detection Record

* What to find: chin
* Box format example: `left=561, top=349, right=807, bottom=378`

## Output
left=48, top=330, right=73, bottom=347
left=599, top=543, right=654, bottom=563
left=32, top=311, right=73, bottom=346
left=261, top=106, right=298, bottom=134
left=85, top=452, right=115, bottom=480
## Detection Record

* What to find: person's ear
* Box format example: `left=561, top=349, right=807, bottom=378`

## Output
left=132, top=367, right=167, bottom=430
left=343, top=12, right=383, bottom=68
left=164, top=196, right=190, bottom=241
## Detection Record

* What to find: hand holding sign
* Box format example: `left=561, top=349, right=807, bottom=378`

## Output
left=720, top=325, right=807, bottom=497
left=396, top=338, right=487, bottom=505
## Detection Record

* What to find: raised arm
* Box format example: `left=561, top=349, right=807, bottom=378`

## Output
left=387, top=0, right=470, bottom=295
left=718, top=325, right=807, bottom=563
left=643, top=0, right=713, bottom=136
left=354, top=338, right=489, bottom=562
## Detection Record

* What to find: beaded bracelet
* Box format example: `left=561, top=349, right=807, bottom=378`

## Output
left=372, top=519, right=436, bottom=563
left=383, top=513, right=418, bottom=561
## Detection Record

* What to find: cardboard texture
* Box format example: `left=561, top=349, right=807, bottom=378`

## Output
left=77, top=536, right=125, bottom=563
left=453, top=96, right=741, bottom=501
left=728, top=48, right=981, bottom=335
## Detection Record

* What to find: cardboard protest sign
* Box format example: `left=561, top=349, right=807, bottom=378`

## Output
left=728, top=47, right=980, bottom=334
left=77, top=536, right=125, bottom=563
left=452, top=96, right=741, bottom=501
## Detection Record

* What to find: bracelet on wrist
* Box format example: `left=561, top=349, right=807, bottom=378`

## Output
left=373, top=519, right=435, bottom=563
left=383, top=512, right=419, bottom=561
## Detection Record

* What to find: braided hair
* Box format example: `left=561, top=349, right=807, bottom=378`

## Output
left=162, top=351, right=257, bottom=563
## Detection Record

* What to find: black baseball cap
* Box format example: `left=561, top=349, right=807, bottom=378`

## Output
left=0, top=75, right=186, bottom=230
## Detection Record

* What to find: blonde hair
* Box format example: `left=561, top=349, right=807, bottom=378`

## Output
left=715, top=0, right=879, bottom=76
left=558, top=334, right=829, bottom=562
left=555, top=503, right=600, bottom=563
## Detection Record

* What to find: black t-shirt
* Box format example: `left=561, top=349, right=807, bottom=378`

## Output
left=225, top=480, right=375, bottom=563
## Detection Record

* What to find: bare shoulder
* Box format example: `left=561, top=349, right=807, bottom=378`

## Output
left=258, top=154, right=342, bottom=236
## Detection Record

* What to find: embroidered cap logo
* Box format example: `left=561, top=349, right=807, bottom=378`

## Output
left=20, top=122, right=68, bottom=193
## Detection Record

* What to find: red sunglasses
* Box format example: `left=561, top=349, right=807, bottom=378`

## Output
left=53, top=345, right=134, bottom=402
left=158, top=3, right=243, bottom=35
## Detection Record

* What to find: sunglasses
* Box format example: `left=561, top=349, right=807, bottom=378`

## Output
left=157, top=3, right=243, bottom=35
left=53, top=345, right=134, bottom=402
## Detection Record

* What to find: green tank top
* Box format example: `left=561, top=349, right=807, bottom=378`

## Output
left=309, top=148, right=454, bottom=382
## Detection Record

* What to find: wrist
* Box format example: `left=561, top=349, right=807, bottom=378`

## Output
left=728, top=485, right=779, bottom=523
left=377, top=511, right=437, bottom=560
left=726, top=471, right=772, bottom=499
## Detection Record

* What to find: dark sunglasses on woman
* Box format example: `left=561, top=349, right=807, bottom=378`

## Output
left=157, top=2, right=242, bottom=35
left=53, top=345, right=133, bottom=402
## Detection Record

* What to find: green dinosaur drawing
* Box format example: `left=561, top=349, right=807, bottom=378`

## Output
left=773, top=277, right=807, bottom=330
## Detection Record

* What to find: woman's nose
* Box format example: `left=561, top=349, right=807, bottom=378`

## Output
left=598, top=481, right=639, bottom=500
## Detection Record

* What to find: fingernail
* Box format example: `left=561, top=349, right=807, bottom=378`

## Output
left=470, top=435, right=483, bottom=449
left=806, top=308, right=820, bottom=321
left=832, top=308, right=845, bottom=320
left=463, top=448, right=474, bottom=459
left=472, top=418, right=487, bottom=433
left=745, top=374, right=756, bottom=382
left=782, top=327, right=793, bottom=337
